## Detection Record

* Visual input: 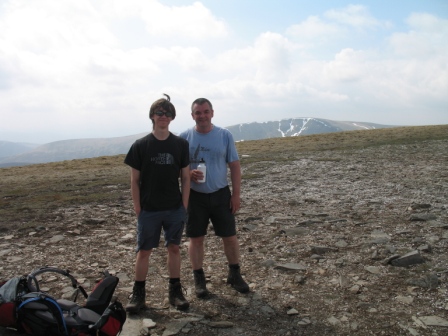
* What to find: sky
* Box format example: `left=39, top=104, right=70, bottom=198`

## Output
left=0, top=0, right=447, bottom=144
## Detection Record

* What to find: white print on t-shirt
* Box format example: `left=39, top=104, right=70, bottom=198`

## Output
left=151, top=153, right=174, bottom=165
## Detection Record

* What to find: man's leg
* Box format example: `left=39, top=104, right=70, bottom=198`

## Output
left=189, top=236, right=210, bottom=298
left=222, top=235, right=240, bottom=265
left=189, top=236, right=205, bottom=270
left=222, top=235, right=249, bottom=293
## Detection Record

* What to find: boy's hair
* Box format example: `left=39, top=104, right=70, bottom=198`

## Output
left=149, top=94, right=176, bottom=122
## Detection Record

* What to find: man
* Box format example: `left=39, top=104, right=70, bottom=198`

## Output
left=124, top=94, right=190, bottom=312
left=179, top=98, right=249, bottom=298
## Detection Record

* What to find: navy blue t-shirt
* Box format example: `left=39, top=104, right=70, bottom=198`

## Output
left=124, top=133, right=189, bottom=211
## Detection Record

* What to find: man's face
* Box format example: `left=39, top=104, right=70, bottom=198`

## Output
left=191, top=102, right=213, bottom=127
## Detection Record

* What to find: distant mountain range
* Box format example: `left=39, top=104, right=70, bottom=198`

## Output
left=0, top=118, right=397, bottom=167
left=0, top=141, right=40, bottom=158
left=226, top=118, right=394, bottom=141
left=0, top=133, right=148, bottom=168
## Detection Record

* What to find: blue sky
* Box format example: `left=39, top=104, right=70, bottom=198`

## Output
left=0, top=0, right=447, bottom=144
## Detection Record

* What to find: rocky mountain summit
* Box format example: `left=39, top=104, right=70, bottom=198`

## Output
left=1, top=133, right=447, bottom=335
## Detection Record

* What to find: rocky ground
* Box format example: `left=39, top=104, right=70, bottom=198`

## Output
left=1, top=139, right=447, bottom=336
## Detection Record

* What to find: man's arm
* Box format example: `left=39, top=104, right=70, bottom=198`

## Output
left=228, top=160, right=241, bottom=214
left=130, top=168, right=141, bottom=216
left=180, top=166, right=190, bottom=209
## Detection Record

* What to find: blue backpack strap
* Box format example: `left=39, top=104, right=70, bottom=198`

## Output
left=17, top=293, right=69, bottom=336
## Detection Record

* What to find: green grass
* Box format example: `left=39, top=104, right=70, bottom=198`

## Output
left=1, top=124, right=447, bottom=231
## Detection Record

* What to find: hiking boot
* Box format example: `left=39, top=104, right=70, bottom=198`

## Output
left=193, top=272, right=210, bottom=298
left=169, top=282, right=190, bottom=311
left=125, top=286, right=145, bottom=313
left=227, top=268, right=249, bottom=293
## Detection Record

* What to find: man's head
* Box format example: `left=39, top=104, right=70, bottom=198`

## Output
left=191, top=98, right=213, bottom=112
left=191, top=98, right=214, bottom=131
left=149, top=94, right=176, bottom=125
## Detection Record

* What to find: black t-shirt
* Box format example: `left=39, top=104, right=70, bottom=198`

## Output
left=124, top=133, right=189, bottom=211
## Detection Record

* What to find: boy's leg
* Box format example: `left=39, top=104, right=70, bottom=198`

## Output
left=167, top=244, right=181, bottom=278
left=167, top=244, right=189, bottom=310
left=126, top=210, right=162, bottom=313
left=126, top=249, right=152, bottom=313
left=165, top=207, right=190, bottom=310
left=135, top=249, right=152, bottom=281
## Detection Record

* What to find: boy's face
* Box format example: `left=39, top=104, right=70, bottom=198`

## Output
left=151, top=108, right=173, bottom=127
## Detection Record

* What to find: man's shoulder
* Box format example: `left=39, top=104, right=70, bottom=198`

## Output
left=214, top=125, right=230, bottom=133
left=214, top=126, right=234, bottom=138
left=178, top=127, right=194, bottom=139
left=170, top=132, right=189, bottom=144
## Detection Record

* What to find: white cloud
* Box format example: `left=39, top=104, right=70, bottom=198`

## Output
left=285, top=5, right=391, bottom=54
left=324, top=5, right=388, bottom=29
left=383, top=14, right=448, bottom=105
left=142, top=1, right=228, bottom=38
left=389, top=13, right=448, bottom=57
left=252, top=32, right=295, bottom=82
left=175, top=9, right=448, bottom=128
left=286, top=16, right=343, bottom=40
left=0, top=1, right=446, bottom=143
left=323, top=48, right=366, bottom=82
left=0, top=1, right=116, bottom=51
left=104, top=0, right=228, bottom=39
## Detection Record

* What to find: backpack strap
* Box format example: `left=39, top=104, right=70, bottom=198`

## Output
left=17, top=293, right=69, bottom=336
left=26, top=267, right=88, bottom=300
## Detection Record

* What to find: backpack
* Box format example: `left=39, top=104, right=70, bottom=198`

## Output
left=0, top=267, right=126, bottom=336
left=0, top=276, right=29, bottom=328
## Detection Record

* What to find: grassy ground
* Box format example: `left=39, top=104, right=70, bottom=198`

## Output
left=1, top=124, right=447, bottom=232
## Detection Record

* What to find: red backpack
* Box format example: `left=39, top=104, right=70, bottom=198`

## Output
left=0, top=267, right=126, bottom=336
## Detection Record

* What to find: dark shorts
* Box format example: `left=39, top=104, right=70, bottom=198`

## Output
left=186, top=186, right=236, bottom=238
left=136, top=205, right=186, bottom=252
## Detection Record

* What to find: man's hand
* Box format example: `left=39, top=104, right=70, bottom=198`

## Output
left=230, top=194, right=240, bottom=214
left=191, top=169, right=205, bottom=183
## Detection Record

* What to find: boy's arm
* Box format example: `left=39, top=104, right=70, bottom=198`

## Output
left=130, top=168, right=141, bottom=216
left=180, top=166, right=190, bottom=209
